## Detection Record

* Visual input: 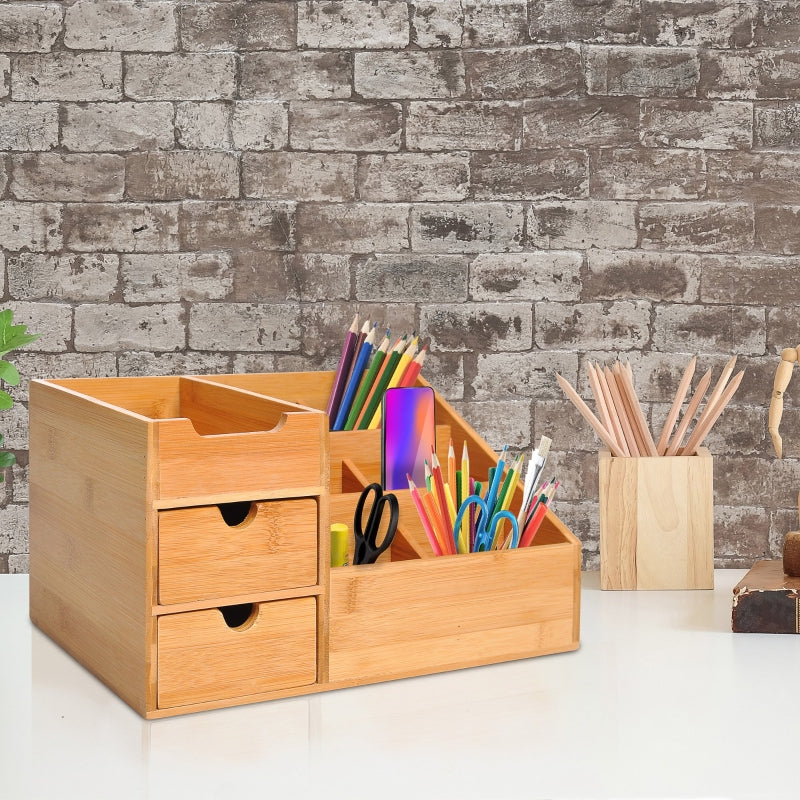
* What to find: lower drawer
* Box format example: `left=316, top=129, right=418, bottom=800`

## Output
left=157, top=597, right=317, bottom=709
left=158, top=498, right=318, bottom=605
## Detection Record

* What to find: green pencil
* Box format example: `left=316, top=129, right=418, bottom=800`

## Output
left=356, top=335, right=406, bottom=430
left=344, top=331, right=390, bottom=430
left=493, top=454, right=521, bottom=517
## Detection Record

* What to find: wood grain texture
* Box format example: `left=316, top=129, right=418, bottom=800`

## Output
left=157, top=597, right=317, bottom=709
left=599, top=449, right=638, bottom=590
left=328, top=537, right=579, bottom=683
left=29, top=379, right=155, bottom=715
left=158, top=499, right=318, bottom=605
left=599, top=448, right=713, bottom=590
left=30, top=370, right=580, bottom=718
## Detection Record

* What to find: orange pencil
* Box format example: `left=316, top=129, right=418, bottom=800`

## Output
left=353, top=334, right=406, bottom=429
left=423, top=489, right=453, bottom=555
left=408, top=475, right=443, bottom=556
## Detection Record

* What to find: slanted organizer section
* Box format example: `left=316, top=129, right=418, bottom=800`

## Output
left=29, top=371, right=581, bottom=719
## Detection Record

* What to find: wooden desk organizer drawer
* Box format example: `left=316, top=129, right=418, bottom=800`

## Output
left=157, top=597, right=317, bottom=709
left=158, top=499, right=318, bottom=605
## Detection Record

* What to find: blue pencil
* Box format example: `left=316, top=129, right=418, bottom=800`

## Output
left=332, top=326, right=376, bottom=431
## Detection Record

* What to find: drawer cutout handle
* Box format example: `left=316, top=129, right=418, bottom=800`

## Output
left=217, top=501, right=256, bottom=528
left=219, top=602, right=258, bottom=630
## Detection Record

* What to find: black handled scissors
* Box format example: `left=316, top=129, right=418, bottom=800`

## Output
left=353, top=483, right=399, bottom=565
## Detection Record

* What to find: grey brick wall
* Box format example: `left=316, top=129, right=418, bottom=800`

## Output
left=2, top=0, right=798, bottom=572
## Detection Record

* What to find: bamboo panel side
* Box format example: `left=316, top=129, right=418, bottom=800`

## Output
left=179, top=377, right=318, bottom=434
left=328, top=543, right=578, bottom=683
left=599, top=448, right=714, bottom=591
left=50, top=375, right=183, bottom=419
left=29, top=380, right=155, bottom=716
left=687, top=450, right=714, bottom=588
left=157, top=598, right=317, bottom=709
left=198, top=371, right=334, bottom=412
left=599, top=449, right=638, bottom=590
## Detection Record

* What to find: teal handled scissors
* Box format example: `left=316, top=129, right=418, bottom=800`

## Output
left=453, top=494, right=520, bottom=552
left=353, top=483, right=399, bottom=565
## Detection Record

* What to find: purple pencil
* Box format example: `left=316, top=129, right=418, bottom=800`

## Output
left=326, top=314, right=359, bottom=424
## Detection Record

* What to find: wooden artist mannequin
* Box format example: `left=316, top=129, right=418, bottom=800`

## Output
left=769, top=346, right=800, bottom=576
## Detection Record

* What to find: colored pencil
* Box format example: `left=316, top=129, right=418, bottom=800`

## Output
left=343, top=330, right=390, bottom=431
left=332, top=325, right=376, bottom=431
left=447, top=439, right=456, bottom=488
left=356, top=334, right=406, bottom=430
left=367, top=336, right=418, bottom=429
left=398, top=345, right=427, bottom=387
left=407, top=475, right=443, bottom=557
left=430, top=451, right=453, bottom=531
left=424, top=459, right=432, bottom=492
left=460, top=442, right=470, bottom=554
left=342, top=317, right=371, bottom=393
left=423, top=489, right=452, bottom=556
left=326, top=314, right=358, bottom=424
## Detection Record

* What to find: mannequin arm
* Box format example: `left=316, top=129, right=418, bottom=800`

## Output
left=769, top=348, right=799, bottom=458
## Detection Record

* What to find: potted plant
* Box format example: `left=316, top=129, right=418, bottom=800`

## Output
left=0, top=310, right=39, bottom=480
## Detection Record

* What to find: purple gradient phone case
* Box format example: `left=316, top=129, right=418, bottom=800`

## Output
left=381, top=386, right=435, bottom=491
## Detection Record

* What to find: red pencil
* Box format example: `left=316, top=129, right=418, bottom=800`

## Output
left=398, top=345, right=427, bottom=387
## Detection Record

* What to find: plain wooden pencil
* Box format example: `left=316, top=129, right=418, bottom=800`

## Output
left=682, top=370, right=744, bottom=455
left=617, top=362, right=658, bottom=456
left=556, top=374, right=626, bottom=457
left=594, top=363, right=630, bottom=457
left=656, top=356, right=697, bottom=455
left=664, top=368, right=712, bottom=456
left=604, top=366, right=640, bottom=456
left=586, top=362, right=621, bottom=454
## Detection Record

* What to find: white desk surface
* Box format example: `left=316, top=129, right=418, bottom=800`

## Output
left=2, top=569, right=798, bottom=800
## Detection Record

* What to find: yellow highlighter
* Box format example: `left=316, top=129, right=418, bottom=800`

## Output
left=330, top=523, right=349, bottom=567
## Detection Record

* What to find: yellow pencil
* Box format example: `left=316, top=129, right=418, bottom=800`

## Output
left=459, top=441, right=470, bottom=553
left=443, top=481, right=458, bottom=541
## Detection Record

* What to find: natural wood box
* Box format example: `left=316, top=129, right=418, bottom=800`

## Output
left=29, top=372, right=581, bottom=718
left=599, top=448, right=714, bottom=591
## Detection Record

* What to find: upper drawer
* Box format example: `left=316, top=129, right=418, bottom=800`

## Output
left=158, top=499, right=318, bottom=605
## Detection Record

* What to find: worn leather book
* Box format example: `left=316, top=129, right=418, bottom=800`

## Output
left=732, top=560, right=800, bottom=634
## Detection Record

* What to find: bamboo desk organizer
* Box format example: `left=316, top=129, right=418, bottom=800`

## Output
left=29, top=372, right=581, bottom=719
left=599, top=448, right=714, bottom=591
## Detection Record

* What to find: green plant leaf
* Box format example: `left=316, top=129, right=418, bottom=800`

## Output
left=0, top=360, right=20, bottom=386
left=0, top=451, right=15, bottom=468
left=0, top=390, right=13, bottom=410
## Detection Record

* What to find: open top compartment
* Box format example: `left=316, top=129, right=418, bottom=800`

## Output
left=44, top=375, right=328, bottom=503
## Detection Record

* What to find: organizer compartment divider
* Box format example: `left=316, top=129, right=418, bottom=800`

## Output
left=29, top=371, right=581, bottom=719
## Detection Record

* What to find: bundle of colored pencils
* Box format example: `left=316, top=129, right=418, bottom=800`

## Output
left=556, top=356, right=744, bottom=457
left=326, top=315, right=427, bottom=431
left=407, top=437, right=558, bottom=556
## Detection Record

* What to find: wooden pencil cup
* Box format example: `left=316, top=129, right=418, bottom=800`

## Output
left=598, top=448, right=714, bottom=590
